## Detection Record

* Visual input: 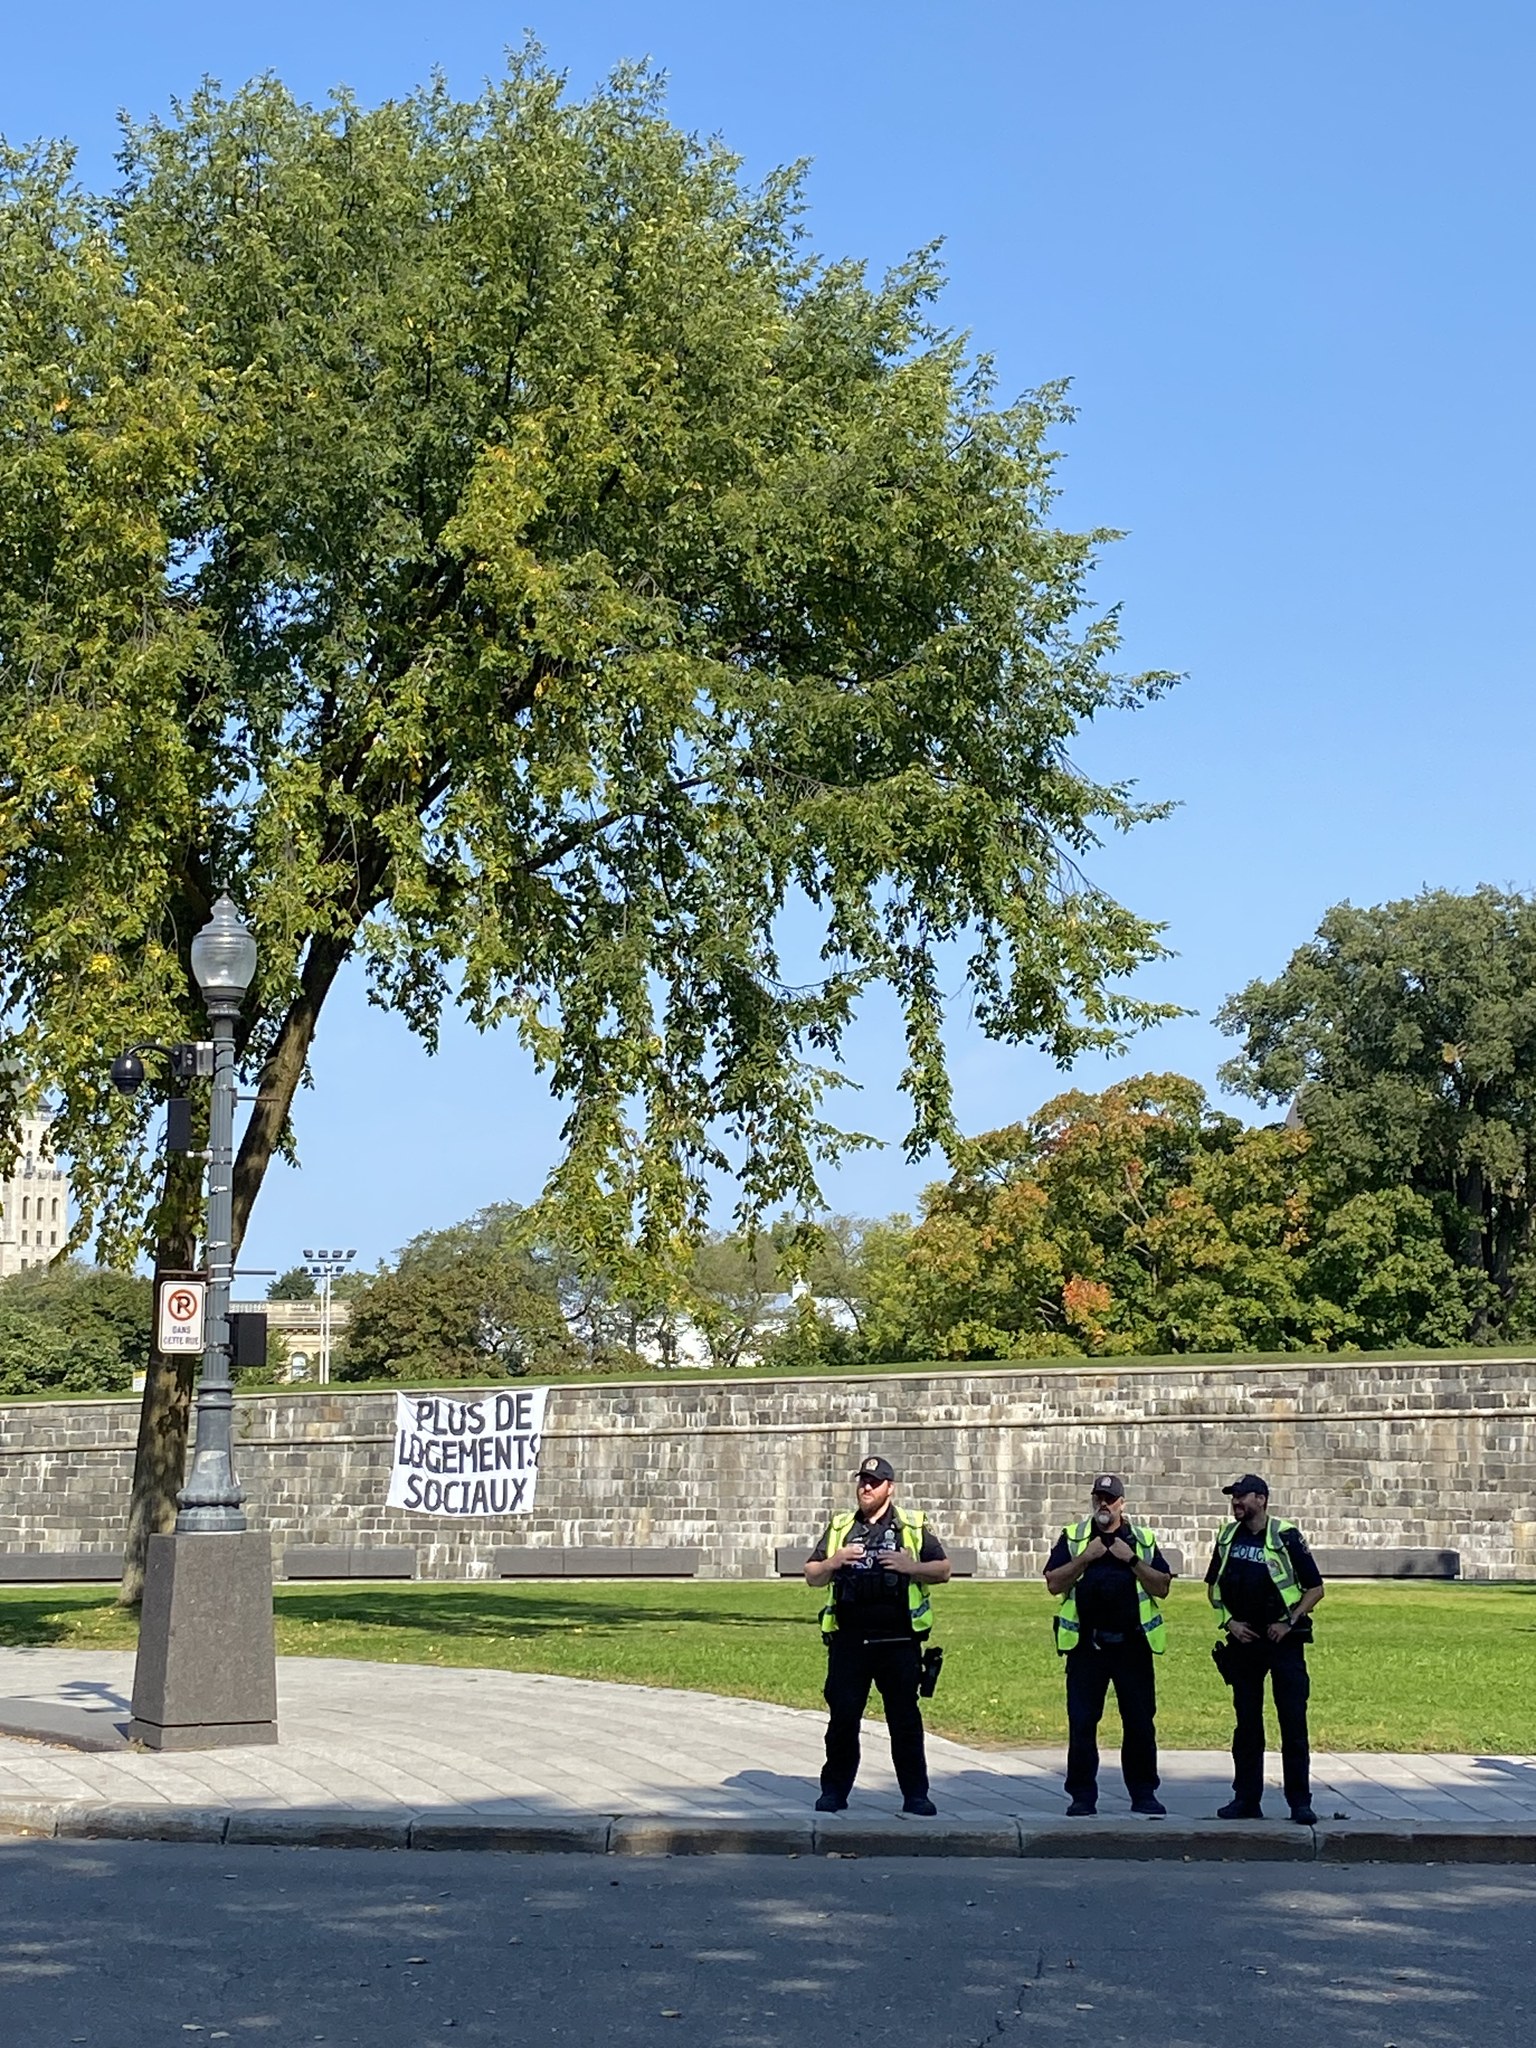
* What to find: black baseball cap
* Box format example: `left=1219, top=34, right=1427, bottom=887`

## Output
left=1091, top=1473, right=1125, bottom=1499
left=855, top=1456, right=895, bottom=1484
left=1221, top=1474, right=1269, bottom=1497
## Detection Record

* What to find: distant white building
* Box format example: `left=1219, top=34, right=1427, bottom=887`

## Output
left=0, top=1114, right=69, bottom=1277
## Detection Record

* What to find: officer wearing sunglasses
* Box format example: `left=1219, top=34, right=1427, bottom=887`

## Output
left=804, top=1454, right=951, bottom=1815
left=1044, top=1472, right=1172, bottom=1816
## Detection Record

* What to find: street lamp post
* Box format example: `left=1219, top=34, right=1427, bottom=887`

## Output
left=127, top=894, right=279, bottom=1750
left=177, top=896, right=258, bottom=1532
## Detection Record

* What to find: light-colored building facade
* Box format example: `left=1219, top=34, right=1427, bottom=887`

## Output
left=229, top=1296, right=354, bottom=1382
left=0, top=1115, right=69, bottom=1278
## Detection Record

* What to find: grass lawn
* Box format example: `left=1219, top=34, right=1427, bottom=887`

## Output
left=2, top=1579, right=1532, bottom=1754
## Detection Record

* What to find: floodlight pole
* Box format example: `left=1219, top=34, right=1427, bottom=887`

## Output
left=302, top=1248, right=356, bottom=1385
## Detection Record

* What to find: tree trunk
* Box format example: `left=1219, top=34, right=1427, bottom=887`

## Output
left=1456, top=1162, right=1493, bottom=1343
left=118, top=1145, right=205, bottom=1607
left=231, top=932, right=354, bottom=1247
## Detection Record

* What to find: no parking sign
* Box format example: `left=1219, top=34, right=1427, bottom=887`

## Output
left=157, top=1279, right=206, bottom=1354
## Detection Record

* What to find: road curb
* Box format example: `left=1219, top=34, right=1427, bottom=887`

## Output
left=4, top=1800, right=1536, bottom=1862
left=410, top=1816, right=613, bottom=1854
left=1020, top=1817, right=1312, bottom=1860
left=1315, top=1821, right=1536, bottom=1864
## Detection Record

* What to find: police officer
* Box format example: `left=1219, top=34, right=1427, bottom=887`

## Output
left=1044, top=1472, right=1172, bottom=1816
left=804, top=1454, right=951, bottom=1815
left=1206, top=1473, right=1324, bottom=1824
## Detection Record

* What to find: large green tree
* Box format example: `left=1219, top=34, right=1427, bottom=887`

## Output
left=0, top=55, right=1173, bottom=1590
left=336, top=1204, right=579, bottom=1382
left=1219, top=887, right=1536, bottom=1339
left=863, top=1073, right=1468, bottom=1359
left=0, top=1263, right=151, bottom=1394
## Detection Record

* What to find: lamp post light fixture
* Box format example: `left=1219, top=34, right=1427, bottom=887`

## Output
left=122, top=893, right=279, bottom=1750
left=301, top=1248, right=356, bottom=1385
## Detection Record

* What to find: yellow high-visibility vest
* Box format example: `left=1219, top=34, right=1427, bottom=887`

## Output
left=818, top=1507, right=933, bottom=1638
left=1208, top=1516, right=1304, bottom=1631
left=1053, top=1518, right=1166, bottom=1656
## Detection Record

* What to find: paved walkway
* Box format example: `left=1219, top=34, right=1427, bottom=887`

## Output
left=0, top=1649, right=1533, bottom=1855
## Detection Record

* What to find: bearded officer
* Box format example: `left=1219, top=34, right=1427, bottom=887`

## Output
left=1207, top=1473, right=1324, bottom=1824
left=804, top=1454, right=951, bottom=1816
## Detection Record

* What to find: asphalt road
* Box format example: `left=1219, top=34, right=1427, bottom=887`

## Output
left=3, top=1839, right=1533, bottom=2048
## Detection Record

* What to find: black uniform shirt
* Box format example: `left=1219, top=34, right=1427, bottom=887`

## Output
left=1205, top=1520, right=1323, bottom=1640
left=808, top=1511, right=946, bottom=1640
left=1045, top=1522, right=1170, bottom=1635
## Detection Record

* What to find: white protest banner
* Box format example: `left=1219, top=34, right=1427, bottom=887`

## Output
left=387, top=1388, right=549, bottom=1516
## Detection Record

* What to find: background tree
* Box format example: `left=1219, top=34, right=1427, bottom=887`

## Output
left=335, top=1205, right=580, bottom=1383
left=1219, top=887, right=1536, bottom=1340
left=883, top=1078, right=1329, bottom=1357
left=688, top=1232, right=783, bottom=1369
left=0, top=1264, right=151, bottom=1394
left=267, top=1267, right=317, bottom=1302
left=0, top=55, right=1173, bottom=1586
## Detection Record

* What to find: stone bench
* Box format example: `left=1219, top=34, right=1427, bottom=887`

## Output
left=0, top=1552, right=122, bottom=1583
left=282, top=1547, right=417, bottom=1581
left=493, top=1547, right=702, bottom=1578
left=1311, top=1547, right=1460, bottom=1580
left=774, top=1544, right=979, bottom=1577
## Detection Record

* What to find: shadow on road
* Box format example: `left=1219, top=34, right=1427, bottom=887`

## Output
left=3, top=1839, right=1536, bottom=2048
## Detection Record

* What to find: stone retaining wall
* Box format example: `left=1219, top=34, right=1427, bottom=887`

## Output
left=1, top=1356, right=1533, bottom=1579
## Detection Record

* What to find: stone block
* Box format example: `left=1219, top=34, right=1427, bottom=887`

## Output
left=128, top=1531, right=279, bottom=1750
left=225, top=1808, right=413, bottom=1849
left=1316, top=1822, right=1536, bottom=1864
left=0, top=1551, right=122, bottom=1582
left=57, top=1805, right=229, bottom=1843
left=0, top=1798, right=60, bottom=1837
left=491, top=1546, right=568, bottom=1576
left=282, top=1545, right=416, bottom=1580
left=410, top=1816, right=611, bottom=1854
left=812, top=1817, right=1021, bottom=1857
left=1310, top=1548, right=1460, bottom=1579
left=1020, top=1818, right=1312, bottom=1861
left=612, top=1817, right=814, bottom=1856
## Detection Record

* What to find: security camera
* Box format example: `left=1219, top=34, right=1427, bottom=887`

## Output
left=110, top=1051, right=146, bottom=1095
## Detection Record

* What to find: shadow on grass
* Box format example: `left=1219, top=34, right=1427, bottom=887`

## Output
left=0, top=1591, right=131, bottom=1648
left=273, top=1586, right=821, bottom=1640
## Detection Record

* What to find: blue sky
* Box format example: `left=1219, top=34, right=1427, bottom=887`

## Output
left=6, top=4, right=1534, bottom=1276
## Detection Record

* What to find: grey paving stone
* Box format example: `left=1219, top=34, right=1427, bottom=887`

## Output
left=0, top=1699, right=131, bottom=1751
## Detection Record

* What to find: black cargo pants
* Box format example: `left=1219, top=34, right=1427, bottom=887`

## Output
left=821, top=1632, right=929, bottom=1801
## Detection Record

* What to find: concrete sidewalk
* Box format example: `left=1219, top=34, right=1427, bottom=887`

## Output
left=0, top=1647, right=1533, bottom=1861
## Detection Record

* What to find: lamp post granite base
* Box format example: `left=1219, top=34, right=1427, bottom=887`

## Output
left=128, top=1532, right=279, bottom=1750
